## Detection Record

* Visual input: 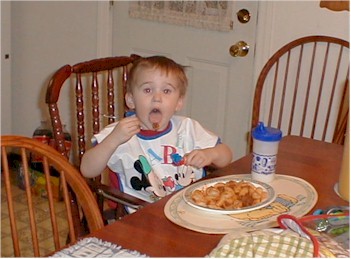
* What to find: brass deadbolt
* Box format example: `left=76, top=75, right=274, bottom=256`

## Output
left=237, top=9, right=251, bottom=23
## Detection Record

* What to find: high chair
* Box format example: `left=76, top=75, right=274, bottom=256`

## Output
left=45, top=54, right=148, bottom=227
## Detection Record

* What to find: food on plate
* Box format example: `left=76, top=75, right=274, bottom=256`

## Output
left=190, top=180, right=268, bottom=210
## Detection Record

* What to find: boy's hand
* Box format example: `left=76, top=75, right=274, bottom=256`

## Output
left=110, top=116, right=141, bottom=145
left=184, top=149, right=212, bottom=169
left=184, top=144, right=232, bottom=169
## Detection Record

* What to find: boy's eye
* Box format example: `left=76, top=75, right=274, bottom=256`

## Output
left=143, top=88, right=151, bottom=94
left=163, top=89, right=171, bottom=94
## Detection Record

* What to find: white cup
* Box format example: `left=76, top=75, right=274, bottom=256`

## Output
left=251, top=122, right=282, bottom=183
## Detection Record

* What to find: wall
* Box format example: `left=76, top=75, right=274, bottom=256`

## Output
left=1, top=1, right=11, bottom=134
left=10, top=1, right=98, bottom=136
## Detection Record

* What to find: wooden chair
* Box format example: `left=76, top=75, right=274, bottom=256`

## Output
left=1, top=135, right=104, bottom=257
left=45, top=54, right=148, bottom=224
left=250, top=35, right=349, bottom=150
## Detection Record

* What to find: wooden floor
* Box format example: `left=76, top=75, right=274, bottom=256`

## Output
left=1, top=174, right=69, bottom=257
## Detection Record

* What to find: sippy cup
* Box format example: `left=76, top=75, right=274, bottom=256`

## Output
left=251, top=122, right=282, bottom=183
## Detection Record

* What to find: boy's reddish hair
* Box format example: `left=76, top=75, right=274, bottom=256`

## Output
left=127, top=56, right=188, bottom=97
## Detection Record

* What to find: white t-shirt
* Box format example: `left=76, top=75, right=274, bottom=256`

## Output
left=93, top=115, right=220, bottom=203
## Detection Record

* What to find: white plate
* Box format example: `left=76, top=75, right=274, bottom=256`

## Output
left=183, top=177, right=276, bottom=214
left=164, top=174, right=318, bottom=234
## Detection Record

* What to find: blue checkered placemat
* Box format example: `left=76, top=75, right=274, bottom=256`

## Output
left=51, top=237, right=149, bottom=257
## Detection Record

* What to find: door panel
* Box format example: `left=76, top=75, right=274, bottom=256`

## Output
left=112, top=1, right=259, bottom=159
left=185, top=59, right=229, bottom=137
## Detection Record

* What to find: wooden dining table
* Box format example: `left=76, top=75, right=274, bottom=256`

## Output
left=89, top=135, right=348, bottom=257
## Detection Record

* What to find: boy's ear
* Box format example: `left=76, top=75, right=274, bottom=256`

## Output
left=175, top=96, right=185, bottom=112
left=125, top=93, right=135, bottom=109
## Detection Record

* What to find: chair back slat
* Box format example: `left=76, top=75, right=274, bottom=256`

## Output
left=268, top=61, right=279, bottom=126
left=75, top=73, right=86, bottom=160
left=107, top=69, right=115, bottom=124
left=289, top=46, right=303, bottom=135
left=309, top=42, right=324, bottom=139
left=20, top=147, right=41, bottom=257
left=251, top=35, right=349, bottom=150
left=42, top=156, right=61, bottom=249
left=60, top=171, right=77, bottom=244
left=92, top=72, right=100, bottom=135
left=122, top=66, right=130, bottom=114
left=2, top=146, right=21, bottom=256
left=300, top=43, right=315, bottom=138
left=278, top=50, right=290, bottom=129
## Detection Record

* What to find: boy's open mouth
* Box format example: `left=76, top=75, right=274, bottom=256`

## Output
left=149, top=108, right=161, bottom=130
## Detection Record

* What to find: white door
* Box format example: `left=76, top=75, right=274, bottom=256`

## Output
left=112, top=1, right=259, bottom=160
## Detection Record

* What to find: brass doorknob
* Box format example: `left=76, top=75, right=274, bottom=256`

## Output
left=229, top=41, right=249, bottom=57
left=237, top=9, right=251, bottom=23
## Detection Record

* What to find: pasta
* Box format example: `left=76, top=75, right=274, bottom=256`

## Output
left=191, top=180, right=268, bottom=210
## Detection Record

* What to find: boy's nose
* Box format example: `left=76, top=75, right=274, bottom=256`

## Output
left=152, top=92, right=162, bottom=102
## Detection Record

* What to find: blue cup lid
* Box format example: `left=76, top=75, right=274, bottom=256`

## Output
left=252, top=122, right=282, bottom=142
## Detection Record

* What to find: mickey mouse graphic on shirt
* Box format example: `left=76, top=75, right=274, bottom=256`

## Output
left=130, top=155, right=167, bottom=198
left=130, top=154, right=196, bottom=199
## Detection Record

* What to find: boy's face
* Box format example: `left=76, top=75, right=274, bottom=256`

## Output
left=125, top=67, right=184, bottom=131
